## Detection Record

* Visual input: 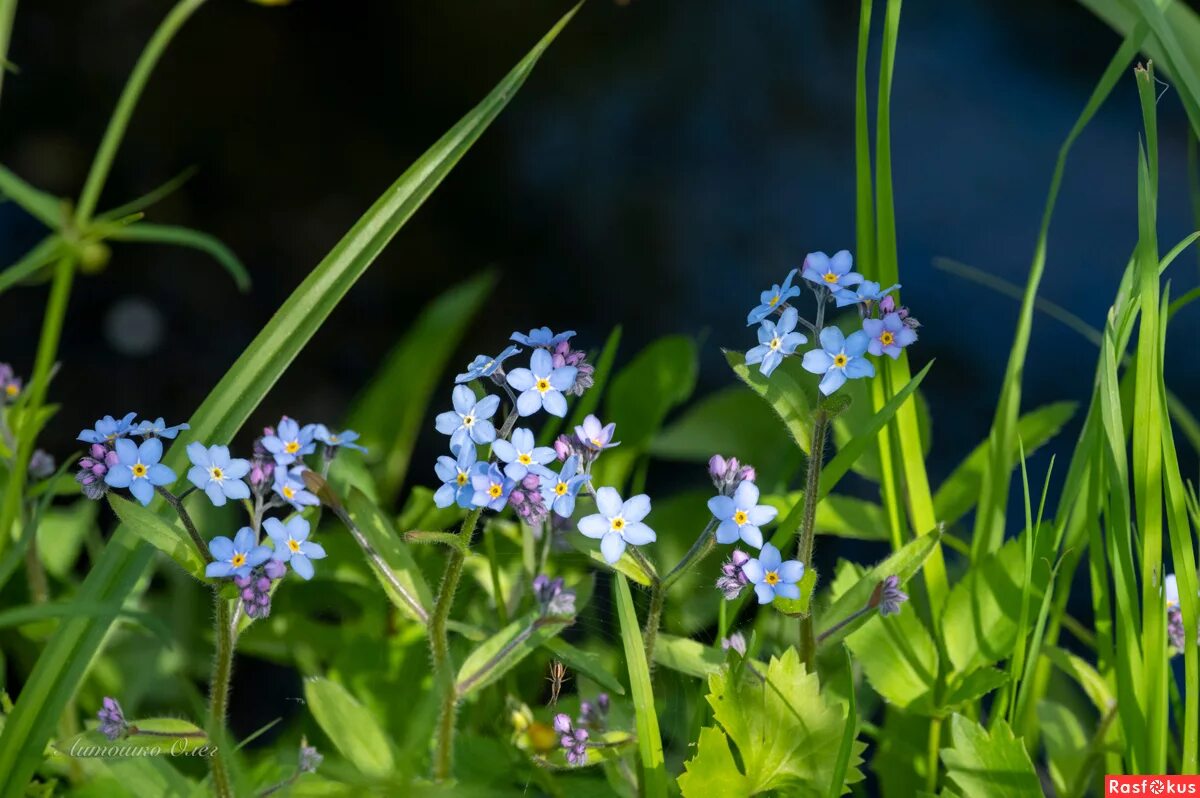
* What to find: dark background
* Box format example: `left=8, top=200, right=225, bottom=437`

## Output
left=1, top=0, right=1199, bottom=571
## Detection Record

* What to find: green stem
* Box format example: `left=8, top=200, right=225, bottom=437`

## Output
left=642, top=581, right=665, bottom=672
left=797, top=409, right=829, bottom=672
left=207, top=594, right=235, bottom=798
left=75, top=0, right=207, bottom=223
left=0, top=0, right=19, bottom=111
left=925, top=715, right=942, bottom=793
left=155, top=486, right=210, bottom=562
left=430, top=507, right=483, bottom=782
left=662, top=520, right=718, bottom=590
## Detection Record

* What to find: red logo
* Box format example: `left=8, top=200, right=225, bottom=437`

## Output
left=1106, top=776, right=1200, bottom=795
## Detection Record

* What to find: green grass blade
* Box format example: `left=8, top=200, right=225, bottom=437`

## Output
left=613, top=574, right=666, bottom=798
left=109, top=223, right=250, bottom=291
left=0, top=0, right=18, bottom=111
left=854, top=0, right=875, bottom=274
left=828, top=645, right=859, bottom=798
left=0, top=10, right=577, bottom=791
left=0, top=234, right=64, bottom=297
left=95, top=165, right=197, bottom=222
left=0, top=164, right=61, bottom=228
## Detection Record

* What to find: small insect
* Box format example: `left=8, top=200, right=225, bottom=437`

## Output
left=546, top=660, right=570, bottom=705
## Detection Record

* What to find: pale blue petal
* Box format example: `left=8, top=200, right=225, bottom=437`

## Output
left=754, top=583, right=775, bottom=604
left=802, top=349, right=833, bottom=374
left=595, top=487, right=622, bottom=517
left=779, top=560, right=805, bottom=583
left=600, top=533, right=626, bottom=564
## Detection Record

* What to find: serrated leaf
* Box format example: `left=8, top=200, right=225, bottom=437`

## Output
left=940, top=715, right=1039, bottom=798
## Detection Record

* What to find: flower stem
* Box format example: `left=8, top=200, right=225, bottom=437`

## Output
left=642, top=580, right=666, bottom=672
left=430, top=507, right=483, bottom=782
left=207, top=593, right=235, bottom=798
left=156, top=486, right=210, bottom=562
left=662, top=519, right=718, bottom=590
left=797, top=408, right=829, bottom=672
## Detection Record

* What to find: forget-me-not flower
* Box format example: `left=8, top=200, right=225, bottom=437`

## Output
left=261, top=418, right=317, bottom=466
left=578, top=487, right=656, bottom=564
left=575, top=415, right=620, bottom=451
left=833, top=279, right=899, bottom=308
left=471, top=462, right=515, bottom=511
left=802, top=326, right=875, bottom=395
left=746, top=268, right=800, bottom=326
left=511, top=327, right=575, bottom=348
left=863, top=312, right=917, bottom=359
left=801, top=250, right=862, bottom=291
left=186, top=442, right=251, bottom=507
left=745, top=306, right=807, bottom=377
left=435, top=385, right=501, bottom=448
left=274, top=467, right=320, bottom=511
left=455, top=344, right=522, bottom=384
left=742, top=543, right=804, bottom=604
left=507, top=349, right=577, bottom=418
left=536, top=455, right=589, bottom=517
left=265, top=516, right=326, bottom=580
left=434, top=443, right=478, bottom=509
left=104, top=437, right=176, bottom=505
left=493, top=427, right=556, bottom=480
left=205, top=527, right=271, bottom=579
left=313, top=425, right=367, bottom=453
left=134, top=417, right=190, bottom=439
left=708, top=480, right=777, bottom=549
left=78, top=412, right=139, bottom=444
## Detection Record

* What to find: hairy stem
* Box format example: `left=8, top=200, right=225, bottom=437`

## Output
left=797, top=409, right=829, bottom=672
left=662, top=519, right=718, bottom=590
left=642, top=580, right=666, bottom=672
left=208, top=594, right=235, bottom=798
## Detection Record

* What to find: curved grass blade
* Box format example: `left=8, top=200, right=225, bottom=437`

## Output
left=0, top=164, right=61, bottom=228
left=95, top=165, right=198, bottom=222
left=613, top=574, right=666, bottom=798
left=0, top=9, right=578, bottom=791
left=109, top=223, right=250, bottom=291
left=828, top=645, right=858, bottom=798
left=0, top=234, right=63, bottom=297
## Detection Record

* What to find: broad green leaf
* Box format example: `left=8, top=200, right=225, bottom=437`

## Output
left=107, top=496, right=207, bottom=581
left=944, top=667, right=1010, bottom=708
left=933, top=401, right=1076, bottom=527
left=763, top=492, right=890, bottom=541
left=345, top=488, right=433, bottom=624
left=568, top=533, right=655, bottom=586
left=35, top=500, right=96, bottom=579
left=726, top=350, right=816, bottom=453
left=652, top=633, right=724, bottom=679
left=846, top=606, right=938, bottom=714
left=1044, top=646, right=1114, bottom=715
left=0, top=10, right=577, bottom=790
left=940, top=715, right=1039, bottom=798
left=678, top=648, right=864, bottom=797
left=305, top=677, right=395, bottom=779
left=613, top=574, right=667, bottom=798
left=1039, top=699, right=1090, bottom=797
left=347, top=271, right=496, bottom=501
left=108, top=223, right=250, bottom=291
left=873, top=707, right=931, bottom=798
left=540, top=638, right=625, bottom=696
left=88, top=758, right=193, bottom=798
left=456, top=612, right=573, bottom=697
left=598, top=336, right=698, bottom=488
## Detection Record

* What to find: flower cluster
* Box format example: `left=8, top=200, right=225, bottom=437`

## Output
left=435, top=328, right=655, bottom=566
left=97, top=696, right=128, bottom=741
left=1166, top=573, right=1198, bottom=654
left=553, top=713, right=590, bottom=766
left=533, top=574, right=577, bottom=617
left=742, top=250, right=919, bottom=393
left=0, top=362, right=22, bottom=403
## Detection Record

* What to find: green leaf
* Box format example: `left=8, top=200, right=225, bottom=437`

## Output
left=828, top=646, right=859, bottom=798
left=1044, top=646, right=1114, bottom=715
left=613, top=574, right=667, bottom=798
left=944, top=667, right=1010, bottom=708
left=940, top=715, right=1040, bottom=798
left=56, top=717, right=208, bottom=761
left=933, top=401, right=1076, bottom=527
left=35, top=500, right=96, bottom=579
left=763, top=492, right=890, bottom=541
left=652, top=633, right=725, bottom=679
left=0, top=164, right=62, bottom=228
left=456, top=612, right=573, bottom=697
left=344, top=488, right=434, bottom=623
left=726, top=350, right=816, bottom=453
left=1039, top=699, right=1090, bottom=797
left=347, top=271, right=496, bottom=501
left=845, top=606, right=939, bottom=714
left=567, top=532, right=655, bottom=586
left=108, top=223, right=250, bottom=291
left=305, top=677, right=395, bottom=779
left=0, top=234, right=65, bottom=298
left=0, top=9, right=577, bottom=790
left=107, top=496, right=207, bottom=581
left=678, top=648, right=864, bottom=797
left=540, top=637, right=625, bottom=696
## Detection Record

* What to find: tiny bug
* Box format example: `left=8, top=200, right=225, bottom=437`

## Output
left=546, top=660, right=570, bottom=705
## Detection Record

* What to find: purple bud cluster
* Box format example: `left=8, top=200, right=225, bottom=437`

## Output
left=533, top=574, right=576, bottom=617
left=721, top=631, right=747, bottom=656
left=97, top=696, right=128, bottom=741
left=234, top=559, right=287, bottom=619
left=509, top=472, right=550, bottom=525
left=1169, top=606, right=1188, bottom=653
left=879, top=295, right=921, bottom=329
left=76, top=443, right=119, bottom=500
left=0, top=362, right=21, bottom=403
left=708, top=454, right=755, bottom=496
left=553, top=713, right=590, bottom=766
left=249, top=428, right=277, bottom=491
left=870, top=575, right=909, bottom=617
left=28, top=449, right=55, bottom=479
left=550, top=340, right=594, bottom=397
left=715, top=549, right=751, bottom=599
left=578, top=692, right=610, bottom=729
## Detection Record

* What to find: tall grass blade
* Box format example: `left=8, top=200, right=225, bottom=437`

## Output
left=613, top=574, right=667, bottom=798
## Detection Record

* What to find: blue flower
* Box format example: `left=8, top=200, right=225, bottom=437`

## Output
left=741, top=543, right=804, bottom=604
left=745, top=307, right=807, bottom=377
left=265, top=516, right=326, bottom=580
left=313, top=425, right=367, bottom=453
left=492, top=428, right=556, bottom=480
left=273, top=467, right=320, bottom=511
left=506, top=349, right=576, bottom=418
left=511, top=327, right=575, bottom=348
left=261, top=418, right=317, bottom=466
left=104, top=437, right=176, bottom=505
left=832, top=279, right=899, bottom=308
left=708, top=480, right=777, bottom=549
left=575, top=415, right=620, bottom=451
left=802, top=326, right=875, bottom=395
left=205, top=527, right=271, bottom=579
left=801, top=250, right=863, bottom=290
left=455, top=344, right=522, bottom=384
left=433, top=443, right=477, bottom=509
left=578, top=487, right=656, bottom=564
left=186, top=442, right=251, bottom=507
left=471, top=462, right=515, bottom=511
left=435, top=385, right=501, bottom=449
left=536, top=456, right=590, bottom=517
left=78, top=412, right=138, bottom=444
left=746, top=268, right=800, bottom=326
left=862, top=312, right=917, bottom=359
left=133, top=417, right=190, bottom=439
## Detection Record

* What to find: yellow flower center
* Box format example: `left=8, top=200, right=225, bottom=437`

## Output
left=518, top=453, right=532, bottom=465
left=591, top=437, right=603, bottom=447
left=733, top=510, right=748, bottom=525
left=488, top=483, right=503, bottom=499
left=535, top=378, right=551, bottom=394
left=210, top=467, right=224, bottom=481
left=463, top=414, right=475, bottom=427
left=282, top=485, right=296, bottom=499
left=131, top=463, right=148, bottom=478
left=328, top=436, right=340, bottom=444
left=764, top=570, right=780, bottom=586
left=611, top=516, right=626, bottom=532
left=768, top=294, right=779, bottom=307
left=456, top=472, right=468, bottom=486
left=769, top=337, right=781, bottom=351
left=833, top=353, right=848, bottom=368
left=284, top=440, right=300, bottom=454
left=4, top=384, right=17, bottom=397
left=823, top=272, right=839, bottom=284
left=231, top=553, right=246, bottom=568
left=288, top=538, right=301, bottom=553
left=555, top=482, right=568, bottom=496
left=880, top=331, right=895, bottom=346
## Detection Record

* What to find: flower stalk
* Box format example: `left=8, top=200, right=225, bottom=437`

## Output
left=208, top=593, right=235, bottom=798
left=797, top=407, right=829, bottom=672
